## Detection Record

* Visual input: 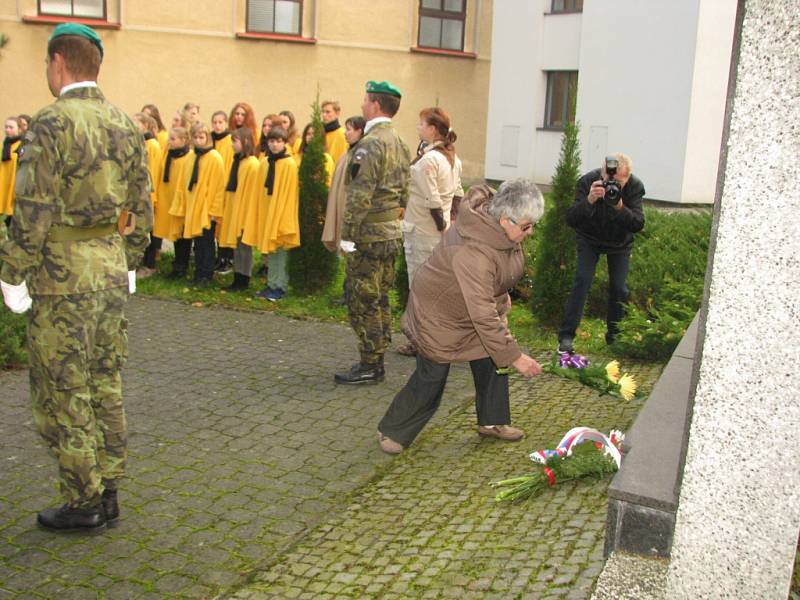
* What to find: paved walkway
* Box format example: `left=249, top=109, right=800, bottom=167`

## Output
left=0, top=296, right=662, bottom=599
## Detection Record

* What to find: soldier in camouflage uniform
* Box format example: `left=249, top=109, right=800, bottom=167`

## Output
left=0, top=24, right=152, bottom=534
left=334, top=81, right=410, bottom=385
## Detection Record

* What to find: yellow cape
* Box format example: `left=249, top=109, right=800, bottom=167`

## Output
left=325, top=127, right=348, bottom=164
left=0, top=139, right=21, bottom=216
left=154, top=150, right=192, bottom=240
left=145, top=138, right=162, bottom=207
left=171, top=148, right=225, bottom=239
left=219, top=155, right=261, bottom=248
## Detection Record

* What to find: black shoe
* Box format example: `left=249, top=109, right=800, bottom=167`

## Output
left=37, top=504, right=106, bottom=534
left=224, top=273, right=250, bottom=291
left=605, top=333, right=616, bottom=346
left=214, top=258, right=233, bottom=275
left=557, top=337, right=574, bottom=354
left=167, top=268, right=187, bottom=280
left=102, top=489, right=120, bottom=528
left=334, top=362, right=385, bottom=385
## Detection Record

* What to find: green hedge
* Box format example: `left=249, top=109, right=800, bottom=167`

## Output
left=0, top=306, right=27, bottom=368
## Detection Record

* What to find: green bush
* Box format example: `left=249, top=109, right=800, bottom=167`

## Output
left=288, top=97, right=339, bottom=294
left=0, top=306, right=27, bottom=368
left=612, top=279, right=704, bottom=360
left=585, top=208, right=711, bottom=315
left=529, top=119, right=580, bottom=324
left=395, top=247, right=409, bottom=309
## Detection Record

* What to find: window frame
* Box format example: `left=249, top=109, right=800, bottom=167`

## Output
left=543, top=70, right=578, bottom=130
left=245, top=0, right=304, bottom=37
left=550, top=0, right=583, bottom=14
left=38, top=0, right=107, bottom=20
left=417, top=0, right=467, bottom=52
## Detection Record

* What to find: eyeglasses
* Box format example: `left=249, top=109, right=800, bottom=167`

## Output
left=508, top=217, right=534, bottom=233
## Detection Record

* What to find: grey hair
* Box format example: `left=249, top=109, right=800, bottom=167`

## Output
left=487, top=178, right=545, bottom=224
left=602, top=152, right=633, bottom=174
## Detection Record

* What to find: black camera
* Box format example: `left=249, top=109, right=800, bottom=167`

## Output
left=602, top=156, right=622, bottom=205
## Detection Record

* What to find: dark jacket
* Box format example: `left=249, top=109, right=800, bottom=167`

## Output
left=566, top=168, right=645, bottom=252
left=401, top=184, right=523, bottom=368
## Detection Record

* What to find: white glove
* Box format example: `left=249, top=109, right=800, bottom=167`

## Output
left=1, top=280, right=33, bottom=314
left=339, top=240, right=357, bottom=254
left=128, top=270, right=136, bottom=294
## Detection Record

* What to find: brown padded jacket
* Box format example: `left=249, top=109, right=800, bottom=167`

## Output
left=402, top=184, right=524, bottom=367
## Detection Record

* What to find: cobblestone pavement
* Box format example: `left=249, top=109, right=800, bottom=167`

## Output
left=0, top=296, right=662, bottom=599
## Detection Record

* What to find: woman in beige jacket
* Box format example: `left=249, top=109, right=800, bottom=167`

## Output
left=377, top=180, right=544, bottom=454
left=397, top=107, right=464, bottom=356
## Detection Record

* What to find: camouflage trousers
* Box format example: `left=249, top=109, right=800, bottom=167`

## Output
left=27, top=287, right=129, bottom=508
left=346, top=239, right=401, bottom=364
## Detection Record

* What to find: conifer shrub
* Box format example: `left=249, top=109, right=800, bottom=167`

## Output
left=529, top=120, right=581, bottom=324
left=289, top=99, right=338, bottom=294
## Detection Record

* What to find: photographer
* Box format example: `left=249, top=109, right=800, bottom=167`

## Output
left=557, top=153, right=645, bottom=353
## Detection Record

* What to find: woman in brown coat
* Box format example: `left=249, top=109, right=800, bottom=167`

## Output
left=377, top=179, right=545, bottom=454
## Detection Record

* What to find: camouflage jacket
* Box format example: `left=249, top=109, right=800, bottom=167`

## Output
left=0, top=86, right=152, bottom=295
left=342, top=121, right=410, bottom=243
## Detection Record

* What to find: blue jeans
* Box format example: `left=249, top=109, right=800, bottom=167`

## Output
left=558, top=237, right=631, bottom=343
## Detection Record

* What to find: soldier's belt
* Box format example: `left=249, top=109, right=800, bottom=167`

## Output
left=363, top=208, right=403, bottom=223
left=47, top=223, right=118, bottom=242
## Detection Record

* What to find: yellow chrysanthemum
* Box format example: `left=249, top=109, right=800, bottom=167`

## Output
left=605, top=360, right=620, bottom=383
left=618, top=373, right=637, bottom=401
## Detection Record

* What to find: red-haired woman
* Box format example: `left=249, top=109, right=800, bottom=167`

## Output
left=398, top=107, right=464, bottom=356
left=228, top=102, right=258, bottom=149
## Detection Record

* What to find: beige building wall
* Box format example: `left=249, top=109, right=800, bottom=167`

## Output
left=0, top=0, right=492, bottom=182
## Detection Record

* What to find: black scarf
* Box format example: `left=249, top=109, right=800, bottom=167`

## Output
left=259, top=135, right=269, bottom=154
left=226, top=153, right=243, bottom=192
left=188, top=147, right=213, bottom=191
left=323, top=119, right=340, bottom=134
left=2, top=136, right=20, bottom=162
left=162, top=146, right=190, bottom=182
left=143, top=131, right=155, bottom=141
left=265, top=150, right=288, bottom=195
left=212, top=130, right=230, bottom=145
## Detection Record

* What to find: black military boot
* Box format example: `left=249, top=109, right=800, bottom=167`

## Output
left=334, top=358, right=385, bottom=385
left=37, top=504, right=106, bottom=534
left=102, top=489, right=120, bottom=528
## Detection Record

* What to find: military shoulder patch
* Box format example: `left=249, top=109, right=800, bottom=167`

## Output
left=350, top=147, right=369, bottom=180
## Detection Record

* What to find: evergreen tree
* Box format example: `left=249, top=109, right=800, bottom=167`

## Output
left=289, top=98, right=338, bottom=294
left=530, top=119, right=581, bottom=324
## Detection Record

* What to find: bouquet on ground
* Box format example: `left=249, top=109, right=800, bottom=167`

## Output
left=542, top=353, right=638, bottom=401
left=491, top=427, right=624, bottom=502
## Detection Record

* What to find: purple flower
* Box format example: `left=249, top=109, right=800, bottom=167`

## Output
left=558, top=352, right=590, bottom=369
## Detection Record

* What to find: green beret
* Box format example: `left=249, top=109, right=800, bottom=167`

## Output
left=49, top=23, right=104, bottom=60
left=366, top=80, right=402, bottom=98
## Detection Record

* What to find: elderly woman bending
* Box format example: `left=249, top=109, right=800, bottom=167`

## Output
left=377, top=179, right=544, bottom=454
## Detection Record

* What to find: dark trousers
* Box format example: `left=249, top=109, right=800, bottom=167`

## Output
left=173, top=238, right=192, bottom=275
left=193, top=222, right=216, bottom=281
left=378, top=354, right=511, bottom=447
left=143, top=235, right=162, bottom=269
left=558, top=237, right=631, bottom=343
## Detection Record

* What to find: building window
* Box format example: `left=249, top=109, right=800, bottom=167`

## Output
left=247, top=0, right=302, bottom=36
left=544, top=71, right=578, bottom=129
left=418, top=0, right=466, bottom=51
left=38, top=0, right=105, bottom=19
left=551, top=0, right=583, bottom=13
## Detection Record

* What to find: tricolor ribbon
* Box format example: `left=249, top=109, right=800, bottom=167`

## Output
left=529, top=427, right=625, bottom=468
left=544, top=467, right=556, bottom=486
